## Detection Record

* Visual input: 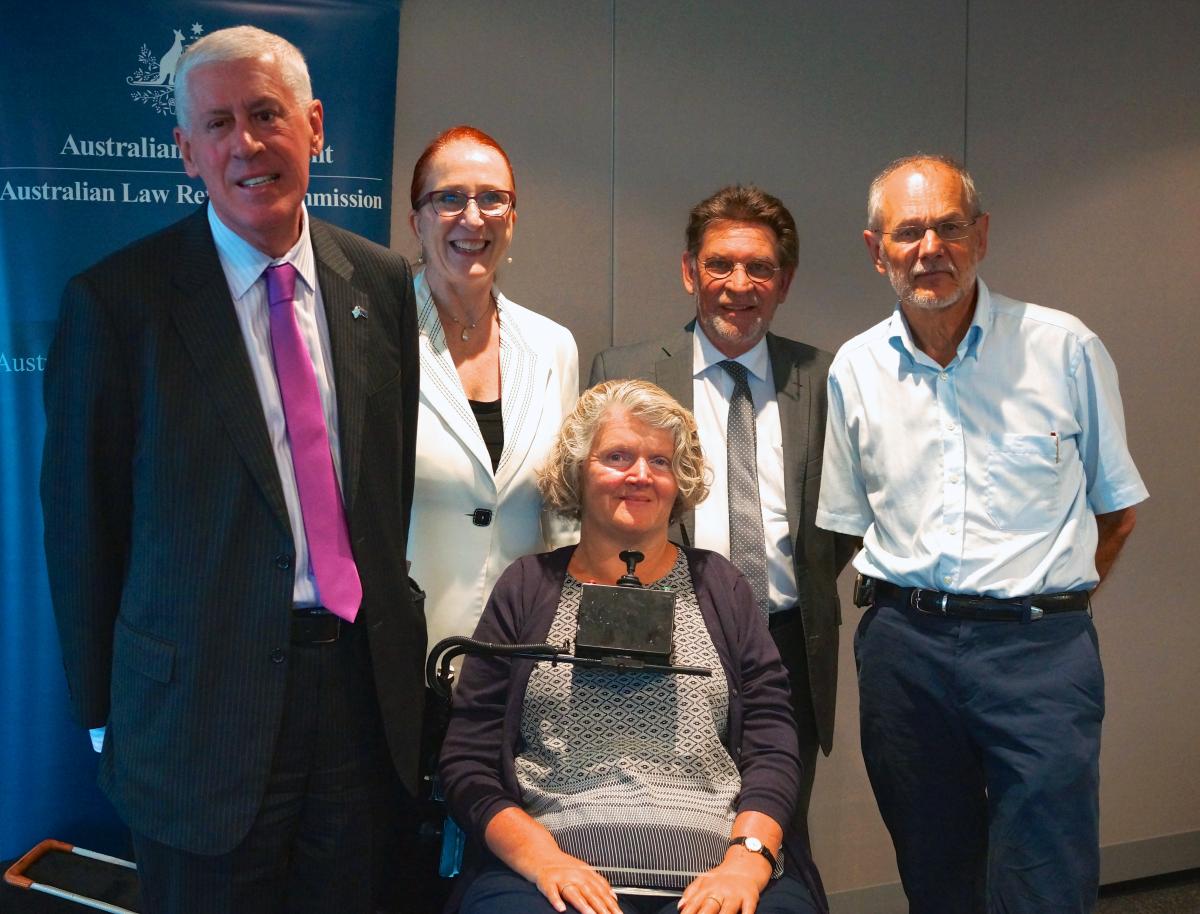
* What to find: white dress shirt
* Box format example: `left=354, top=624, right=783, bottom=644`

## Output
left=691, top=327, right=798, bottom=612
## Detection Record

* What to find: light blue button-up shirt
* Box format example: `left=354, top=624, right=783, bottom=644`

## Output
left=817, top=279, right=1147, bottom=597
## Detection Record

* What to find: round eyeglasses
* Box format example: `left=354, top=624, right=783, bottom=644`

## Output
left=416, top=189, right=515, bottom=218
left=877, top=219, right=978, bottom=245
left=699, top=257, right=782, bottom=283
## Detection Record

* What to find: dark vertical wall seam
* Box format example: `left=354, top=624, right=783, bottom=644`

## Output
left=963, top=0, right=971, bottom=166
left=609, top=0, right=618, bottom=345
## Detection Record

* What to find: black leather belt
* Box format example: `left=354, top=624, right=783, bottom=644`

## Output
left=291, top=609, right=341, bottom=644
left=864, top=577, right=1090, bottom=622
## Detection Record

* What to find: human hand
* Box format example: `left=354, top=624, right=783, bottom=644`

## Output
left=533, top=851, right=622, bottom=914
left=677, top=857, right=770, bottom=914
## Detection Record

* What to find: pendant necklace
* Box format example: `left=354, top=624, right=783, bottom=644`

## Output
left=441, top=294, right=495, bottom=342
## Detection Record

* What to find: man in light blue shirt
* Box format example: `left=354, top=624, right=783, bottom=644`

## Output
left=817, top=154, right=1146, bottom=913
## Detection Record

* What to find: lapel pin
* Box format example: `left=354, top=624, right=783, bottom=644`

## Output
left=351, top=305, right=368, bottom=320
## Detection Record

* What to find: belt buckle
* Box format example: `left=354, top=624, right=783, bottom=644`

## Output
left=910, top=589, right=949, bottom=616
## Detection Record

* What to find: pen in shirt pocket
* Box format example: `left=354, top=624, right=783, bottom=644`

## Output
left=1050, top=431, right=1059, bottom=463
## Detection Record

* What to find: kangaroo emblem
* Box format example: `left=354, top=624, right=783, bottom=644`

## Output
left=127, top=29, right=185, bottom=86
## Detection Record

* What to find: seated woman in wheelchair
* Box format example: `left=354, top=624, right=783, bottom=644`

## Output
left=439, top=380, right=826, bottom=914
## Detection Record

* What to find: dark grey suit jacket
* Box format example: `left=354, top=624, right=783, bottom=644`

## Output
left=41, top=207, right=425, bottom=854
left=590, top=326, right=854, bottom=754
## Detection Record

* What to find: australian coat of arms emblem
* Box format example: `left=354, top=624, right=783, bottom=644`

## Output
left=127, top=24, right=204, bottom=115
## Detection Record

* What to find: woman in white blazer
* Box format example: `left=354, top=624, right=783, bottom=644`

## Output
left=408, top=126, right=578, bottom=653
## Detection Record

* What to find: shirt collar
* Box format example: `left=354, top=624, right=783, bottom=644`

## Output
left=693, top=323, right=771, bottom=382
left=207, top=204, right=316, bottom=300
left=887, top=277, right=992, bottom=367
left=967, top=277, right=993, bottom=358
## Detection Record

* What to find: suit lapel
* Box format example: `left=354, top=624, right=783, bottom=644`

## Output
left=652, top=327, right=695, bottom=408
left=169, top=209, right=290, bottom=532
left=494, top=294, right=548, bottom=494
left=413, top=273, right=495, bottom=477
left=311, top=220, right=370, bottom=513
left=768, top=334, right=810, bottom=544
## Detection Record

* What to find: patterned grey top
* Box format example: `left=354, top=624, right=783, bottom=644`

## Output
left=515, top=551, right=742, bottom=889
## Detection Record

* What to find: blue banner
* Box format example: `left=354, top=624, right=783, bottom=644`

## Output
left=0, top=0, right=400, bottom=859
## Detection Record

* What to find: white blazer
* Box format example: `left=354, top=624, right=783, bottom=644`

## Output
left=408, top=271, right=579, bottom=653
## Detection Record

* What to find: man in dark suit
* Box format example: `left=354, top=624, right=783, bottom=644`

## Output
left=590, top=185, right=854, bottom=842
left=40, top=26, right=424, bottom=914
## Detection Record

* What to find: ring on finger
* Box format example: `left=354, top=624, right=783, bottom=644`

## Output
left=707, top=896, right=723, bottom=906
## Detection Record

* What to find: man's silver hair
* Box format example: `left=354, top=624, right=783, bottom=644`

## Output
left=866, top=154, right=982, bottom=230
left=174, top=25, right=313, bottom=130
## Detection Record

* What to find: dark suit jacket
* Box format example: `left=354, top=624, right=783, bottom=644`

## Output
left=590, top=327, right=854, bottom=754
left=41, top=207, right=425, bottom=855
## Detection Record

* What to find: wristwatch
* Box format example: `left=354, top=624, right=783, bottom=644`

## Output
left=727, top=835, right=778, bottom=871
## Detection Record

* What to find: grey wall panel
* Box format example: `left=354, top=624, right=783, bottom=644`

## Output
left=611, top=0, right=966, bottom=371
left=966, top=0, right=1200, bottom=850
left=392, top=0, right=615, bottom=366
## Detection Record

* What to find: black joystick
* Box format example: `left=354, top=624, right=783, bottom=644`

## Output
left=617, top=550, right=645, bottom=587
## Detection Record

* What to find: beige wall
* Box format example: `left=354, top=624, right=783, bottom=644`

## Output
left=392, top=0, right=1200, bottom=904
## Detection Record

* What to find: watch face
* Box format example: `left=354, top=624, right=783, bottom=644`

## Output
left=744, top=837, right=763, bottom=852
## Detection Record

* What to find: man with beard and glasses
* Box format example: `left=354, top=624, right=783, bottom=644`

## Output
left=817, top=154, right=1147, bottom=913
left=590, top=185, right=856, bottom=852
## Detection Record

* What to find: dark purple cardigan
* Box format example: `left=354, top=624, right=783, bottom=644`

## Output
left=439, top=545, right=827, bottom=908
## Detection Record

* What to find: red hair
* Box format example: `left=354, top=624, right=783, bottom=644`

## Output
left=410, top=125, right=515, bottom=209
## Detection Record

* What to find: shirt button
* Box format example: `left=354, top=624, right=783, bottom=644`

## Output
left=275, top=554, right=292, bottom=570
left=943, top=575, right=953, bottom=585
left=950, top=475, right=960, bottom=483
left=947, top=528, right=957, bottom=536
left=270, top=649, right=286, bottom=664
left=946, top=423, right=957, bottom=431
left=939, top=372, right=948, bottom=380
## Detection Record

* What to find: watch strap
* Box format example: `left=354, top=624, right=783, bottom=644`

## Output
left=726, top=835, right=779, bottom=873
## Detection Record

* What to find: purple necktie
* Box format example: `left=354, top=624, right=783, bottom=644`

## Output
left=266, top=263, right=362, bottom=622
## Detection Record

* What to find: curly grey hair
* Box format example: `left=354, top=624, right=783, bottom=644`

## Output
left=538, top=379, right=709, bottom=524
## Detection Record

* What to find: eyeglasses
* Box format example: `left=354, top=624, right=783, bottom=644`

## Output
left=876, top=219, right=978, bottom=245
left=415, top=189, right=515, bottom=217
left=699, top=257, right=782, bottom=283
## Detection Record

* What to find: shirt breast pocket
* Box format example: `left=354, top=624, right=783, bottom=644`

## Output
left=984, top=433, right=1062, bottom=532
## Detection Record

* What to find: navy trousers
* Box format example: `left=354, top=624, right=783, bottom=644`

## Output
left=855, top=597, right=1104, bottom=914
